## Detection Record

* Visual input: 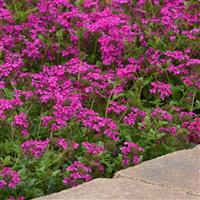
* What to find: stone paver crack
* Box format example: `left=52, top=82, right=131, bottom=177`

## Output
left=114, top=173, right=200, bottom=197
left=33, top=146, right=200, bottom=200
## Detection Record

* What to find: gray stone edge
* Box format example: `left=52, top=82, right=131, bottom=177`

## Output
left=114, top=146, right=200, bottom=197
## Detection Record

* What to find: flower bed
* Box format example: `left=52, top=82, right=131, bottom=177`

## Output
left=0, top=0, right=199, bottom=199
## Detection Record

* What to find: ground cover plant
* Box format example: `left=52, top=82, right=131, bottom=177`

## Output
left=0, top=0, right=200, bottom=199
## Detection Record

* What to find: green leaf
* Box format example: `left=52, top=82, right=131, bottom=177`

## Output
left=3, top=88, right=13, bottom=99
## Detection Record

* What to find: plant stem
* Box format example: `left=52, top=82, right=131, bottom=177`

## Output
left=190, top=91, right=196, bottom=112
left=105, top=90, right=113, bottom=118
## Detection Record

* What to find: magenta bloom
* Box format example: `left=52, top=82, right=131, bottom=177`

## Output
left=159, top=126, right=177, bottom=136
left=151, top=108, right=173, bottom=122
left=72, top=142, right=80, bottom=150
left=107, top=101, right=127, bottom=114
left=56, top=138, right=68, bottom=150
left=82, top=142, right=104, bottom=154
left=12, top=112, right=29, bottom=136
left=0, top=0, right=199, bottom=198
left=183, top=117, right=200, bottom=144
left=121, top=142, right=144, bottom=166
left=21, top=139, right=49, bottom=158
left=64, top=161, right=92, bottom=187
left=150, top=81, right=172, bottom=100
left=0, top=167, right=20, bottom=189
left=123, top=107, right=146, bottom=126
left=8, top=196, right=25, bottom=200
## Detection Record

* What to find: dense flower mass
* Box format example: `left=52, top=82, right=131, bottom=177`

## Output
left=0, top=168, right=20, bottom=189
left=121, top=142, right=144, bottom=166
left=123, top=107, right=146, bottom=126
left=63, top=161, right=92, bottom=187
left=82, top=142, right=104, bottom=154
left=183, top=118, right=200, bottom=144
left=12, top=113, right=29, bottom=136
left=0, top=0, right=199, bottom=199
left=21, top=139, right=49, bottom=158
left=56, top=138, right=68, bottom=150
left=150, top=81, right=172, bottom=100
left=151, top=108, right=173, bottom=122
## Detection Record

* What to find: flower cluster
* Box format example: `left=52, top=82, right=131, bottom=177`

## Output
left=121, top=142, right=144, bottom=166
left=11, top=113, right=29, bottom=136
left=123, top=107, right=146, bottom=126
left=7, top=196, right=25, bottom=200
left=78, top=109, right=120, bottom=141
left=21, top=139, right=49, bottom=158
left=151, top=108, right=173, bottom=122
left=107, top=101, right=127, bottom=114
left=0, top=167, right=20, bottom=189
left=82, top=142, right=104, bottom=154
left=63, top=161, right=92, bottom=187
left=150, top=81, right=172, bottom=100
left=0, top=0, right=199, bottom=198
left=183, top=118, right=200, bottom=144
left=56, top=138, right=68, bottom=150
left=159, top=126, right=177, bottom=136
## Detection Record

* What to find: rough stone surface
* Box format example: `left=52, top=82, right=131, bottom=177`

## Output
left=34, top=178, right=198, bottom=200
left=34, top=146, right=200, bottom=200
left=114, top=145, right=200, bottom=196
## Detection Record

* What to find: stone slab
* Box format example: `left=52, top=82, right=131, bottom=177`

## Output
left=34, top=146, right=200, bottom=200
left=114, top=145, right=200, bottom=196
left=34, top=177, right=198, bottom=200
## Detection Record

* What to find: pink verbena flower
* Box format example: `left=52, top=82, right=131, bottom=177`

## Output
left=184, top=117, right=200, bottom=144
left=65, top=58, right=94, bottom=75
left=150, top=81, right=172, bottom=100
left=112, top=0, right=130, bottom=4
left=78, top=108, right=119, bottom=140
left=0, top=52, right=24, bottom=78
left=12, top=112, right=29, bottom=136
left=159, top=126, right=177, bottom=136
left=116, top=58, right=141, bottom=80
left=8, top=196, right=25, bottom=200
left=72, top=142, right=79, bottom=150
left=82, top=142, right=104, bottom=154
left=14, top=89, right=34, bottom=101
left=41, top=116, right=53, bottom=126
left=12, top=112, right=28, bottom=128
left=168, top=64, right=188, bottom=75
left=151, top=108, right=173, bottom=121
left=21, top=139, right=49, bottom=158
left=0, top=80, right=5, bottom=89
left=183, top=72, right=200, bottom=89
left=123, top=107, right=146, bottom=126
left=178, top=111, right=195, bottom=121
left=56, top=138, right=68, bottom=150
left=0, top=7, right=13, bottom=23
left=0, top=99, right=20, bottom=119
left=107, top=101, right=127, bottom=114
left=121, top=142, right=144, bottom=166
left=0, top=167, right=20, bottom=189
left=82, top=0, right=98, bottom=8
left=63, top=161, right=92, bottom=187
left=0, top=180, right=6, bottom=189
